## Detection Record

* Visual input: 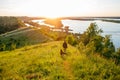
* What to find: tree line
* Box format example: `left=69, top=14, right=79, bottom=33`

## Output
left=0, top=16, right=25, bottom=34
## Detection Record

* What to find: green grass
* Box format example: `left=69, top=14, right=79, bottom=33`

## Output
left=0, top=27, right=52, bottom=51
left=0, top=41, right=120, bottom=80
left=0, top=27, right=51, bottom=43
left=40, top=30, right=67, bottom=41
left=0, top=27, right=30, bottom=37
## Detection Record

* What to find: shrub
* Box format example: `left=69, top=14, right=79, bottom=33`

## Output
left=65, top=34, right=78, bottom=46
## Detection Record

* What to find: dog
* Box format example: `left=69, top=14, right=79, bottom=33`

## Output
left=60, top=49, right=66, bottom=56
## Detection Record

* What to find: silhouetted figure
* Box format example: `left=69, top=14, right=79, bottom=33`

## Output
left=60, top=49, right=66, bottom=56
left=63, top=40, right=67, bottom=52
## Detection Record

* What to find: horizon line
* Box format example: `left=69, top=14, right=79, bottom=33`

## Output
left=0, top=15, right=120, bottom=18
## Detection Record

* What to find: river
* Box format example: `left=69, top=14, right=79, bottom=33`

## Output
left=33, top=19, right=120, bottom=49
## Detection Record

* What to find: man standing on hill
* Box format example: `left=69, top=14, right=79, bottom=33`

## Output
left=63, top=40, right=67, bottom=52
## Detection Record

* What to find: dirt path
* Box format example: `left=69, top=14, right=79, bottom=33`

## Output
left=63, top=61, right=75, bottom=80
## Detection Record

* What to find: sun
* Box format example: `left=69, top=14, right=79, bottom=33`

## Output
left=45, top=14, right=60, bottom=18
left=44, top=12, right=63, bottom=18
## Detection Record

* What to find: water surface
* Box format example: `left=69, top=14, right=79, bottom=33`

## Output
left=33, top=19, right=120, bottom=49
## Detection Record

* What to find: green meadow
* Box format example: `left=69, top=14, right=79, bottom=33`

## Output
left=0, top=41, right=120, bottom=80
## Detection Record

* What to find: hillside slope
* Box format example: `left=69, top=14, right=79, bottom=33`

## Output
left=0, top=41, right=120, bottom=80
left=0, top=27, right=52, bottom=50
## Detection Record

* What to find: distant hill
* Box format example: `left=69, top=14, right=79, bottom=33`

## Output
left=0, top=41, right=120, bottom=79
left=0, top=27, right=52, bottom=51
left=0, top=17, right=25, bottom=34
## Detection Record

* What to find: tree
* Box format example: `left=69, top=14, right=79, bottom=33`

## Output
left=80, top=23, right=103, bottom=45
left=90, top=35, right=104, bottom=53
left=79, top=23, right=115, bottom=59
left=114, top=48, right=120, bottom=64
left=0, top=42, right=6, bottom=51
left=102, top=35, right=115, bottom=58
left=0, top=17, right=25, bottom=34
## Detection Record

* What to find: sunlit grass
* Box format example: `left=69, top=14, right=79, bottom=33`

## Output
left=0, top=41, right=120, bottom=80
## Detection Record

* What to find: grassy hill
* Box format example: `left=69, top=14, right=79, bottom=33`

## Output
left=0, top=41, right=120, bottom=80
left=0, top=27, right=52, bottom=51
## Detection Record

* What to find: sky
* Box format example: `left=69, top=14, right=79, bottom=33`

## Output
left=0, top=0, right=120, bottom=17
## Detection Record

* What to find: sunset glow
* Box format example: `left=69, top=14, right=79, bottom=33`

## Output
left=0, top=0, right=120, bottom=17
